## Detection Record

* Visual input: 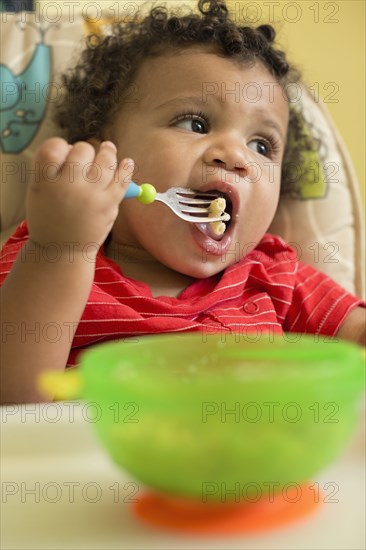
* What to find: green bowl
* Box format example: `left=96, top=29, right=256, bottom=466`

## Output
left=78, top=334, right=364, bottom=502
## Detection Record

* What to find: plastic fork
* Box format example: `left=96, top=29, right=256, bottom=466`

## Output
left=124, top=181, right=230, bottom=223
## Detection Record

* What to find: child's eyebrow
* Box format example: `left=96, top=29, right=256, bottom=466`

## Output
left=152, top=95, right=216, bottom=111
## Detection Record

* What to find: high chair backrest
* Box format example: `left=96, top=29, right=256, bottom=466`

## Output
left=1, top=12, right=364, bottom=298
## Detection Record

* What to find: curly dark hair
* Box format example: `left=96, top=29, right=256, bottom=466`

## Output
left=55, top=0, right=315, bottom=196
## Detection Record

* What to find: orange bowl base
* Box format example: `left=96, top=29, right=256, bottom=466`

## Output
left=133, top=484, right=321, bottom=535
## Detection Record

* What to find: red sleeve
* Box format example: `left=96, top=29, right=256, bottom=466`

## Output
left=0, top=221, right=30, bottom=286
left=283, top=260, right=365, bottom=337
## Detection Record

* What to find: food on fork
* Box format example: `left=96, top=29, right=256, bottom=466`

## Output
left=208, top=197, right=228, bottom=236
left=209, top=221, right=226, bottom=236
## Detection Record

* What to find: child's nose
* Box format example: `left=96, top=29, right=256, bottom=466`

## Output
left=203, top=133, right=248, bottom=175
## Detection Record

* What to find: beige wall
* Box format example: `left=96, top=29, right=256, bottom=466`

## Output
left=36, top=0, right=365, bottom=204
left=264, top=0, right=365, bottom=205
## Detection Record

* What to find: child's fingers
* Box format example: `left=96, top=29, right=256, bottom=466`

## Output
left=65, top=141, right=97, bottom=183
left=90, top=141, right=119, bottom=188
left=34, top=138, right=72, bottom=183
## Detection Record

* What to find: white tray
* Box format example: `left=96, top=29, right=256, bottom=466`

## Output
left=1, top=401, right=365, bottom=550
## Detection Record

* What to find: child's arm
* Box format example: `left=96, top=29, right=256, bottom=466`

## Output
left=336, top=307, right=366, bottom=347
left=0, top=138, right=132, bottom=404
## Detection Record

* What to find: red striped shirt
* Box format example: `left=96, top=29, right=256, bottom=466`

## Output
left=1, top=222, right=364, bottom=366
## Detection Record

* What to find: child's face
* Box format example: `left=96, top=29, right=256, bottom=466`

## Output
left=106, top=48, right=289, bottom=278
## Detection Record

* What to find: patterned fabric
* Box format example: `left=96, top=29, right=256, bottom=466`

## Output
left=0, top=14, right=87, bottom=237
left=1, top=222, right=364, bottom=367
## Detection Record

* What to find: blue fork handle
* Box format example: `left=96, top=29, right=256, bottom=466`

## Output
left=125, top=181, right=157, bottom=204
left=125, top=181, right=142, bottom=199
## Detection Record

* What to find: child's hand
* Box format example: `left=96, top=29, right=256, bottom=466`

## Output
left=26, top=138, right=133, bottom=257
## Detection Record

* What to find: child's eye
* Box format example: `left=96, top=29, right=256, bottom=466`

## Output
left=173, top=112, right=209, bottom=134
left=248, top=138, right=272, bottom=157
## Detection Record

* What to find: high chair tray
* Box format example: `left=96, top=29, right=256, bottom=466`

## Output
left=1, top=401, right=365, bottom=550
